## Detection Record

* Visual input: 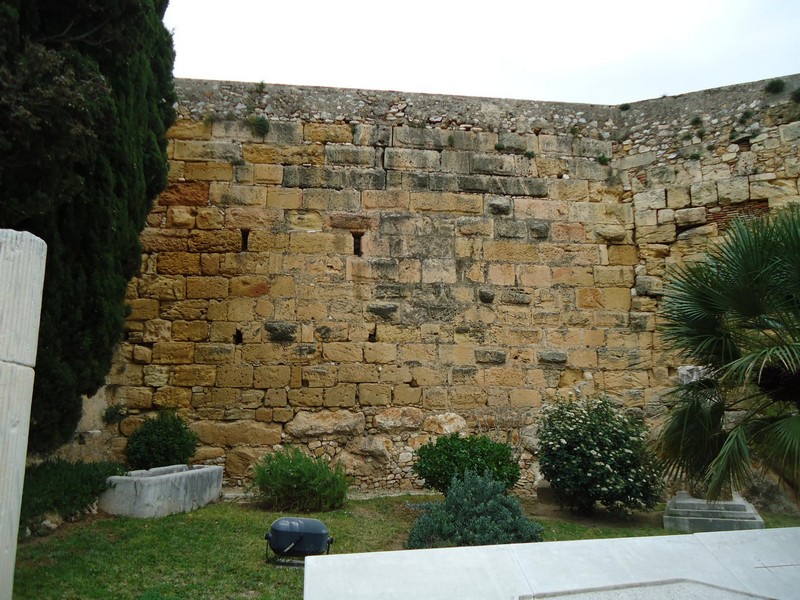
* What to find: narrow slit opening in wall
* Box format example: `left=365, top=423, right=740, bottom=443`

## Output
left=241, top=229, right=250, bottom=251
left=352, top=231, right=364, bottom=256
left=233, top=329, right=243, bottom=345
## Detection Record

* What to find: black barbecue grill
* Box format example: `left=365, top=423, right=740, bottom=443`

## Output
left=265, top=517, right=333, bottom=565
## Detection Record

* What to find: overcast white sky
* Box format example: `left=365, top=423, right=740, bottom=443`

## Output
left=164, top=0, right=800, bottom=105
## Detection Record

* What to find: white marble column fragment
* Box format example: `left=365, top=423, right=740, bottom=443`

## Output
left=0, top=230, right=46, bottom=600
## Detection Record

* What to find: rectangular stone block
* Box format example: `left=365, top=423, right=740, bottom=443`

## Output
left=690, top=181, right=719, bottom=206
left=172, top=365, right=216, bottom=387
left=325, top=145, right=375, bottom=166
left=393, top=385, right=422, bottom=406
left=128, top=298, right=160, bottom=321
left=173, top=140, right=242, bottom=162
left=188, top=229, right=241, bottom=252
left=716, top=177, right=749, bottom=205
left=509, top=388, right=541, bottom=408
left=547, top=178, right=589, bottom=201
left=393, top=127, right=450, bottom=149
left=253, top=164, right=284, bottom=184
left=750, top=179, right=797, bottom=199
left=158, top=182, right=210, bottom=207
left=322, top=342, right=363, bottom=362
left=362, top=190, right=410, bottom=210
left=304, top=123, right=353, bottom=143
left=339, top=363, right=379, bottom=383
left=353, top=124, right=391, bottom=146
left=288, top=388, right=324, bottom=407
left=471, top=153, right=517, bottom=176
left=457, top=175, right=547, bottom=196
left=265, top=188, right=302, bottom=209
left=484, top=240, right=539, bottom=262
left=186, top=276, right=229, bottom=299
left=152, top=342, right=194, bottom=364
left=674, top=207, right=707, bottom=226
left=167, top=119, right=212, bottom=140
left=573, top=137, right=612, bottom=159
left=158, top=252, right=201, bottom=275
left=183, top=162, right=233, bottom=181
left=171, top=320, right=208, bottom=341
left=302, top=365, right=337, bottom=387
left=254, top=365, right=292, bottom=388
left=538, top=134, right=574, bottom=155
left=243, top=144, right=324, bottom=165
left=441, top=150, right=470, bottom=174
left=323, top=384, right=357, bottom=407
left=358, top=383, right=391, bottom=406
left=384, top=148, right=441, bottom=171
left=290, top=231, right=351, bottom=254
left=209, top=182, right=267, bottom=206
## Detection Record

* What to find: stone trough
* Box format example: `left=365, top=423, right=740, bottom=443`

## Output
left=98, top=464, right=223, bottom=518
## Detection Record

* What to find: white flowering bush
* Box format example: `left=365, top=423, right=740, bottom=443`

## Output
left=537, top=397, right=663, bottom=514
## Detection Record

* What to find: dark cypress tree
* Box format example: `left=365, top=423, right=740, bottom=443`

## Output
left=0, top=0, right=175, bottom=452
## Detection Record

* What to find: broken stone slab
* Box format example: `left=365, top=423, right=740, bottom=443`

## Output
left=663, top=491, right=764, bottom=533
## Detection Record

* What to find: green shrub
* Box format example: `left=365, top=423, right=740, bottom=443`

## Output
left=252, top=447, right=348, bottom=512
left=406, top=471, right=544, bottom=549
left=20, top=459, right=125, bottom=531
left=537, top=397, right=663, bottom=514
left=765, top=78, right=786, bottom=94
left=124, top=411, right=198, bottom=470
left=413, top=433, right=520, bottom=495
left=792, top=87, right=800, bottom=103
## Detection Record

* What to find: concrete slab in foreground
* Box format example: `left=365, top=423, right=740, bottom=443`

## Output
left=304, top=527, right=800, bottom=600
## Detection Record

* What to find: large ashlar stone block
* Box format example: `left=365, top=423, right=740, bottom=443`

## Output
left=690, top=181, right=719, bottom=206
left=191, top=420, right=281, bottom=447
left=750, top=179, right=797, bottom=199
left=384, top=148, right=440, bottom=171
left=674, top=207, right=707, bottom=226
left=243, top=144, right=324, bottom=166
left=304, top=123, right=353, bottom=144
left=285, top=410, right=365, bottom=439
left=716, top=177, right=749, bottom=204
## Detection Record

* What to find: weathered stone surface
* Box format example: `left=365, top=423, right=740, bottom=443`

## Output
left=284, top=410, right=365, bottom=439
left=190, top=421, right=281, bottom=447
left=422, top=413, right=467, bottom=434
left=373, top=407, right=425, bottom=433
left=66, top=76, right=800, bottom=494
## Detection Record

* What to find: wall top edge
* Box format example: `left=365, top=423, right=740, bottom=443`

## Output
left=174, top=74, right=800, bottom=132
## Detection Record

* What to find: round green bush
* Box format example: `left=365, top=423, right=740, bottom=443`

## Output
left=252, top=447, right=348, bottom=512
left=407, top=471, right=544, bottom=549
left=537, top=397, right=663, bottom=514
left=413, top=433, right=520, bottom=495
left=124, top=411, right=198, bottom=470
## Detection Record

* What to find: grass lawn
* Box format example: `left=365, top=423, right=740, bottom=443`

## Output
left=14, top=495, right=800, bottom=600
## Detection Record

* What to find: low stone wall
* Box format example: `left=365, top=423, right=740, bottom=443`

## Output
left=59, top=75, right=800, bottom=491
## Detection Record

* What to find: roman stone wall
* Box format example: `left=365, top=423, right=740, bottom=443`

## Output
left=61, top=76, right=800, bottom=492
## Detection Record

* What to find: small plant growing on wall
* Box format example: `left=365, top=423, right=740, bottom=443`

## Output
left=413, top=433, right=520, bottom=495
left=102, top=404, right=126, bottom=426
left=124, top=411, right=198, bottom=470
left=597, top=154, right=610, bottom=165
left=247, top=115, right=270, bottom=138
left=764, top=78, right=786, bottom=94
left=537, top=396, right=663, bottom=514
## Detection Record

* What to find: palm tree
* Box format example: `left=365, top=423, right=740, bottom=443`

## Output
left=656, top=206, right=800, bottom=499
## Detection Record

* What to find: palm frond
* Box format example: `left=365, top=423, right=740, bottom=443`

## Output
left=656, top=380, right=725, bottom=483
left=704, top=425, right=752, bottom=500
left=750, top=415, right=800, bottom=488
